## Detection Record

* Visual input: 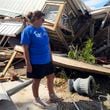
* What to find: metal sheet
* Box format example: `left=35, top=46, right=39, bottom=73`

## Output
left=0, top=83, right=10, bottom=101
left=0, top=21, right=24, bottom=36
left=0, top=0, right=47, bottom=17
left=0, top=9, right=20, bottom=17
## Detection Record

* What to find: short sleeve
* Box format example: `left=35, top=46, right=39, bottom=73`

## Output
left=20, top=28, right=31, bottom=45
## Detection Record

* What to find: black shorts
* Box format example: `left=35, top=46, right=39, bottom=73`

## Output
left=27, top=62, right=54, bottom=79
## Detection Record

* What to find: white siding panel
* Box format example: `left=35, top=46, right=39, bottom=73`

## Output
left=0, top=0, right=47, bottom=17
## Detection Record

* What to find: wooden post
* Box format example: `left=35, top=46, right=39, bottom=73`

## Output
left=0, top=35, right=6, bottom=46
left=0, top=51, right=17, bottom=77
left=56, top=28, right=69, bottom=50
left=0, top=45, right=24, bottom=77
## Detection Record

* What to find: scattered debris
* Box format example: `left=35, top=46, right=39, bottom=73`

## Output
left=0, top=0, right=110, bottom=110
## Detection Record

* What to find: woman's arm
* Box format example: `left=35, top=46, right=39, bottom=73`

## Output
left=23, top=45, right=32, bottom=73
left=49, top=44, right=53, bottom=62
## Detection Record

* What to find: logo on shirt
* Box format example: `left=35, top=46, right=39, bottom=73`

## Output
left=34, top=31, right=42, bottom=38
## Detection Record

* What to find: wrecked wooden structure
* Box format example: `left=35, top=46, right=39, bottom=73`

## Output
left=0, top=0, right=109, bottom=71
left=0, top=0, right=110, bottom=78
left=2, top=45, right=110, bottom=77
left=0, top=79, right=32, bottom=110
left=0, top=0, right=110, bottom=109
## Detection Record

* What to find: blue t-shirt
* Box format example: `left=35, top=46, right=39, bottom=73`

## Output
left=20, top=25, right=51, bottom=64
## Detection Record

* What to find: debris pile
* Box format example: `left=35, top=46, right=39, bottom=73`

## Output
left=0, top=1, right=110, bottom=110
left=0, top=0, right=110, bottom=79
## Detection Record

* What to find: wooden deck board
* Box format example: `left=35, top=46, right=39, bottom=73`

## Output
left=8, top=45, right=110, bottom=76
left=52, top=54, right=110, bottom=75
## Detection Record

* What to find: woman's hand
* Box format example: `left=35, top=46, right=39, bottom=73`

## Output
left=26, top=64, right=32, bottom=73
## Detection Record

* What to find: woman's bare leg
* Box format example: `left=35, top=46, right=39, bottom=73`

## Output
left=32, top=79, right=41, bottom=98
left=46, top=74, right=63, bottom=102
left=32, top=79, right=49, bottom=108
left=46, top=74, right=55, bottom=95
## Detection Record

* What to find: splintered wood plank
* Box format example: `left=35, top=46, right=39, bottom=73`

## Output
left=0, top=77, right=10, bottom=81
left=7, top=45, right=110, bottom=75
left=52, top=54, right=110, bottom=75
left=56, top=28, right=69, bottom=50
left=0, top=51, right=17, bottom=77
left=0, top=62, right=5, bottom=66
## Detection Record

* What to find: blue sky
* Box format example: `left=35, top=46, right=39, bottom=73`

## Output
left=82, top=0, right=110, bottom=9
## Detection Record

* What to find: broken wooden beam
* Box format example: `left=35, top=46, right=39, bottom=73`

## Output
left=0, top=51, right=17, bottom=77
left=94, top=45, right=110, bottom=54
left=52, top=54, right=110, bottom=76
left=2, top=45, right=110, bottom=80
left=7, top=79, right=32, bottom=96
left=0, top=45, right=24, bottom=77
left=0, top=62, right=5, bottom=67
left=0, top=77, right=10, bottom=82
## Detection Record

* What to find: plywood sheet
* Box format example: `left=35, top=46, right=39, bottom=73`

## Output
left=52, top=54, right=110, bottom=75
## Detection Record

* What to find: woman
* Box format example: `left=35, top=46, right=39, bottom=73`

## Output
left=20, top=11, right=61, bottom=108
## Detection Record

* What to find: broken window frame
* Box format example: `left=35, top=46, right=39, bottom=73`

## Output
left=42, top=1, right=65, bottom=31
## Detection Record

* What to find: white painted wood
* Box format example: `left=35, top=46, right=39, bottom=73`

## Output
left=0, top=83, right=10, bottom=101
left=52, top=54, right=110, bottom=75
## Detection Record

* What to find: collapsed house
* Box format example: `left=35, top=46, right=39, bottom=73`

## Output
left=0, top=1, right=110, bottom=109
left=0, top=0, right=110, bottom=57
left=0, top=0, right=110, bottom=75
